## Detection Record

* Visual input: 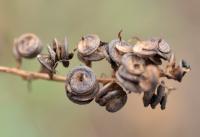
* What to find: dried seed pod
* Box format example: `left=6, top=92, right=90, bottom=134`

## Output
left=77, top=34, right=100, bottom=56
left=77, top=45, right=105, bottom=61
left=95, top=82, right=127, bottom=112
left=116, top=71, right=141, bottom=93
left=47, top=45, right=56, bottom=63
left=37, top=54, right=55, bottom=73
left=121, top=53, right=145, bottom=75
left=61, top=37, right=74, bottom=67
left=108, top=39, right=132, bottom=65
left=104, top=44, right=118, bottom=70
left=150, top=82, right=166, bottom=109
left=166, top=54, right=191, bottom=82
left=51, top=37, right=73, bottom=68
left=139, top=65, right=160, bottom=92
left=13, top=33, right=42, bottom=58
left=77, top=34, right=106, bottom=67
left=143, top=91, right=154, bottom=107
left=132, top=40, right=157, bottom=56
left=105, top=90, right=127, bottom=112
left=65, top=66, right=99, bottom=105
left=160, top=94, right=167, bottom=110
left=174, top=59, right=191, bottom=82
left=117, top=66, right=140, bottom=83
left=132, top=38, right=171, bottom=60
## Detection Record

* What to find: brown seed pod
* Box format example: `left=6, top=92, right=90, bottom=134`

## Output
left=65, top=66, right=99, bottom=105
left=115, top=71, right=141, bottom=93
left=150, top=82, right=166, bottom=109
left=77, top=34, right=106, bottom=67
left=50, top=37, right=73, bottom=68
left=95, top=82, right=127, bottom=112
left=108, top=39, right=132, bottom=65
left=132, top=38, right=171, bottom=60
left=105, top=90, right=127, bottom=112
left=143, top=91, right=154, bottom=107
left=13, top=33, right=42, bottom=58
left=47, top=45, right=56, bottom=63
left=37, top=54, right=55, bottom=73
left=104, top=44, right=118, bottom=70
left=77, top=34, right=100, bottom=56
left=117, top=66, right=140, bottom=83
left=160, top=94, right=167, bottom=110
left=121, top=53, right=145, bottom=75
left=132, top=40, right=157, bottom=56
left=166, top=54, right=191, bottom=82
left=139, top=65, right=160, bottom=92
left=77, top=45, right=105, bottom=61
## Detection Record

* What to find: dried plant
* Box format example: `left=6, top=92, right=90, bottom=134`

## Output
left=0, top=32, right=191, bottom=113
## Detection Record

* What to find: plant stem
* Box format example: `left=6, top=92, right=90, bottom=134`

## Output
left=0, top=66, right=114, bottom=84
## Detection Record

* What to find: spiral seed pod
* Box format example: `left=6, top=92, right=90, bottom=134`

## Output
left=108, top=37, right=132, bottom=65
left=77, top=34, right=106, bottom=67
left=13, top=33, right=42, bottom=68
left=117, top=66, right=140, bottom=83
left=132, top=38, right=171, bottom=61
left=65, top=66, right=99, bottom=105
left=121, top=53, right=145, bottom=75
left=95, top=82, right=127, bottom=112
left=139, top=65, right=160, bottom=92
left=150, top=82, right=166, bottom=109
left=77, top=45, right=105, bottom=61
left=13, top=33, right=42, bottom=58
left=115, top=71, right=141, bottom=93
left=78, top=34, right=100, bottom=55
left=104, top=44, right=118, bottom=70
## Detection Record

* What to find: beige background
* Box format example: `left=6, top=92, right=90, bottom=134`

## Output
left=0, top=0, right=199, bottom=137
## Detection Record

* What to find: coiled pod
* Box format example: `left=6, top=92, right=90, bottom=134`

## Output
left=132, top=38, right=171, bottom=64
left=117, top=66, right=140, bottom=83
left=139, top=65, right=160, bottom=92
left=13, top=33, right=42, bottom=68
left=65, top=66, right=99, bottom=105
left=95, top=82, right=127, bottom=113
left=121, top=53, right=145, bottom=75
left=115, top=53, right=146, bottom=93
left=107, top=31, right=132, bottom=66
left=77, top=34, right=106, bottom=67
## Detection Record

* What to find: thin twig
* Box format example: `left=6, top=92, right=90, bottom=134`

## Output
left=0, top=66, right=114, bottom=84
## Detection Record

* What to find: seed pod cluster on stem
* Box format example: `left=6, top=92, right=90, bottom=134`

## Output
left=10, top=31, right=191, bottom=113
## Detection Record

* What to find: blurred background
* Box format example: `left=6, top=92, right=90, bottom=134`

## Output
left=0, top=0, right=199, bottom=137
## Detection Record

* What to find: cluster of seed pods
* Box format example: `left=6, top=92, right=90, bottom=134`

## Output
left=76, top=32, right=190, bottom=112
left=13, top=32, right=191, bottom=113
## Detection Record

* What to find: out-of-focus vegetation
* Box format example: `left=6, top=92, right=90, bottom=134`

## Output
left=0, top=0, right=199, bottom=137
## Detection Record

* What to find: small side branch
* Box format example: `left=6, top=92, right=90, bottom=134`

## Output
left=0, top=66, right=114, bottom=84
